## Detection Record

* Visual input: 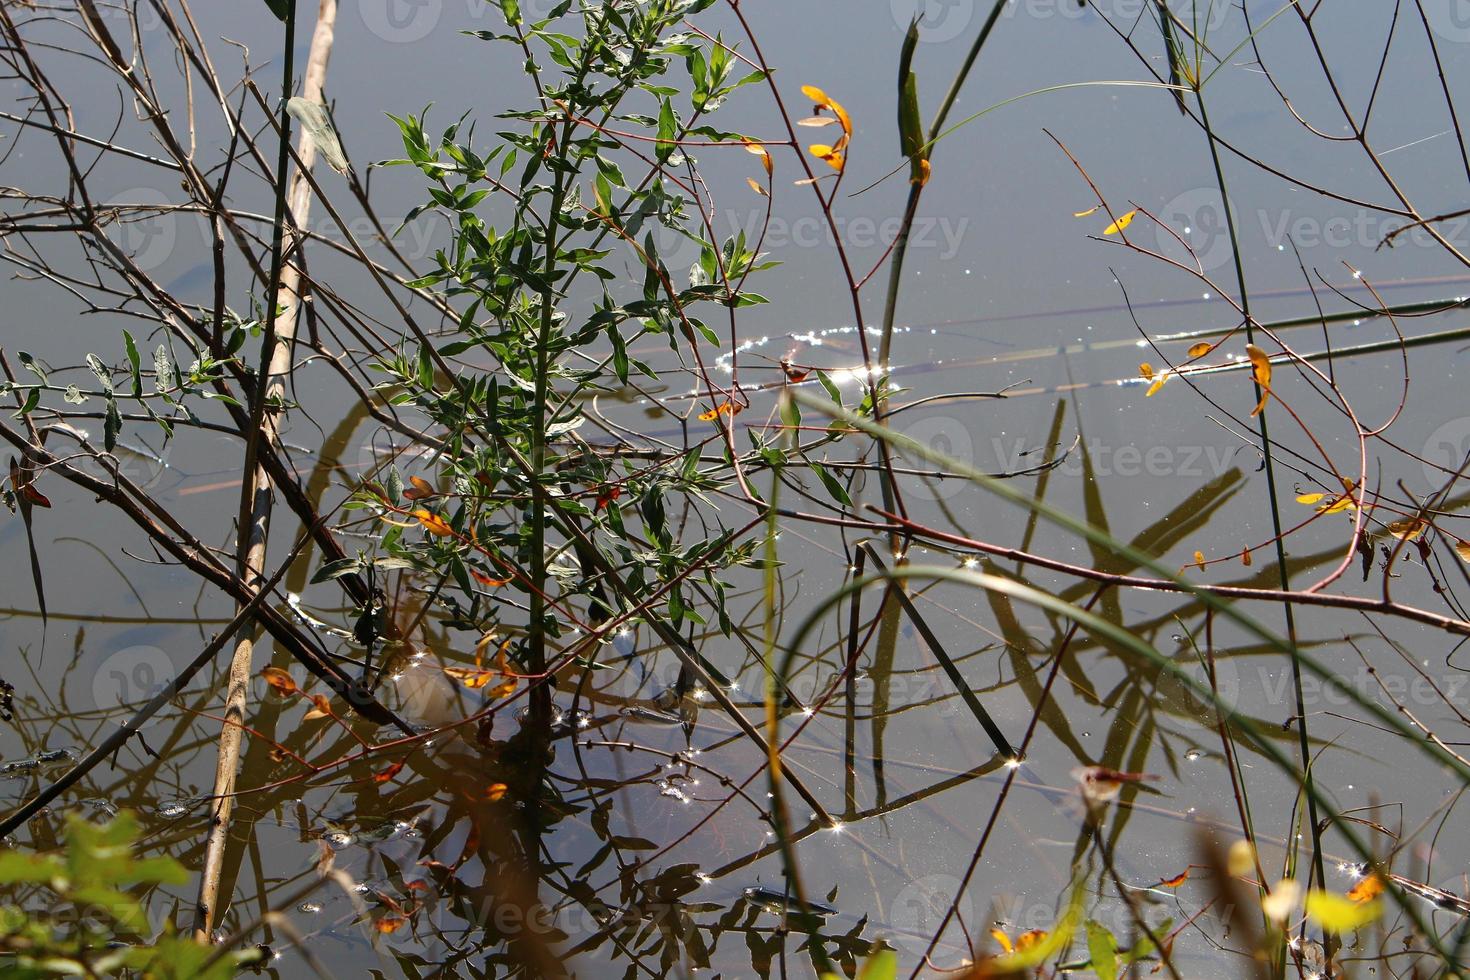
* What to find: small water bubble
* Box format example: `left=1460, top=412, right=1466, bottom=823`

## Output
left=1184, top=748, right=1204, bottom=762
left=297, top=902, right=323, bottom=914
left=324, top=830, right=356, bottom=850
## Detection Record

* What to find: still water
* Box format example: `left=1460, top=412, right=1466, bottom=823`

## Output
left=2, top=1, right=1470, bottom=976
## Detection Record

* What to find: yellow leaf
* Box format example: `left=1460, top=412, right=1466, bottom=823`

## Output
left=1187, top=342, right=1214, bottom=358
left=912, top=158, right=931, bottom=187
left=796, top=115, right=837, bottom=128
left=1296, top=493, right=1326, bottom=505
left=808, top=143, right=845, bottom=172
left=1146, top=372, right=1169, bottom=397
left=1456, top=540, right=1470, bottom=562
left=1227, top=840, right=1256, bottom=878
left=747, top=177, right=768, bottom=197
left=743, top=139, right=773, bottom=177
left=1386, top=519, right=1425, bottom=541
left=1193, top=550, right=1206, bottom=570
left=413, top=509, right=455, bottom=537
left=1305, top=889, right=1382, bottom=932
left=1245, top=343, right=1272, bottom=416
left=990, top=929, right=1013, bottom=954
left=1102, top=209, right=1137, bottom=235
left=1139, top=363, right=1155, bottom=381
left=1073, top=206, right=1100, bottom=217
left=1261, top=879, right=1302, bottom=923
left=1320, top=496, right=1357, bottom=515
left=800, top=84, right=851, bottom=135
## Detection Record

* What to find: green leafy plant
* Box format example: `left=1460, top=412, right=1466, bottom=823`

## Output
left=0, top=813, right=259, bottom=978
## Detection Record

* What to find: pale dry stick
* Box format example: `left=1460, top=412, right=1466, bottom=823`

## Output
left=196, top=0, right=339, bottom=941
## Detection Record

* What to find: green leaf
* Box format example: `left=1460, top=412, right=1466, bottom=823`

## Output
left=104, top=398, right=122, bottom=453
left=809, top=460, right=851, bottom=508
left=261, top=0, right=289, bottom=21
left=856, top=950, right=898, bottom=980
left=1086, top=920, right=1118, bottom=980
left=86, top=353, right=114, bottom=394
left=0, top=850, right=63, bottom=885
left=122, top=331, right=142, bottom=397
left=311, top=557, right=362, bottom=584
left=656, top=98, right=678, bottom=162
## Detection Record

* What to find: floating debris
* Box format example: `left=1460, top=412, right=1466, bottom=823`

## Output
left=620, top=704, right=687, bottom=726
left=297, top=902, right=323, bottom=915
left=742, top=886, right=837, bottom=917
left=79, top=798, right=119, bottom=818
left=1, top=747, right=79, bottom=779
left=155, top=799, right=196, bottom=818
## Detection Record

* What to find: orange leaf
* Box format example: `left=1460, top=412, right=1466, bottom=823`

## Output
left=990, top=929, right=1013, bottom=954
left=471, top=568, right=513, bottom=587
left=485, top=782, right=508, bottom=801
left=1241, top=547, right=1252, bottom=567
left=1193, top=550, right=1206, bottom=570
left=1187, top=342, right=1214, bottom=358
left=260, top=667, right=298, bottom=697
left=374, top=760, right=406, bottom=784
left=595, top=487, right=622, bottom=511
left=413, top=509, right=455, bottom=537
left=403, top=475, right=435, bottom=500
left=1015, top=930, right=1048, bottom=951
left=1245, top=343, right=1272, bottom=416
left=1347, top=873, right=1385, bottom=903
left=302, top=694, right=332, bottom=720
left=1139, top=363, right=1155, bottom=381
left=375, top=915, right=407, bottom=934
left=444, top=667, right=494, bottom=689
left=781, top=359, right=812, bottom=383
left=1146, top=372, right=1169, bottom=397
left=1161, top=869, right=1190, bottom=888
